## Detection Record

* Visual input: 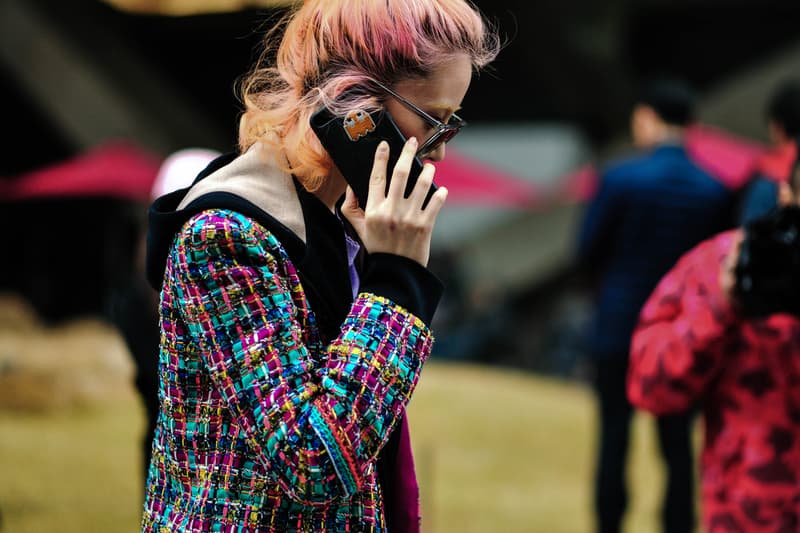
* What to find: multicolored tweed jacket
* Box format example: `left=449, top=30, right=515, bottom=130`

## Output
left=628, top=230, right=800, bottom=532
left=141, top=147, right=441, bottom=532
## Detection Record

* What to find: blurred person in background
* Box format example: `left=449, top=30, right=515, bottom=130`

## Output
left=139, top=1, right=498, bottom=532
left=107, top=148, right=220, bottom=485
left=577, top=78, right=733, bottom=533
left=628, top=141, right=800, bottom=532
left=738, top=80, right=800, bottom=225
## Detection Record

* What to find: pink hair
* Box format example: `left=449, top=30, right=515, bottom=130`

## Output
left=238, top=0, right=499, bottom=191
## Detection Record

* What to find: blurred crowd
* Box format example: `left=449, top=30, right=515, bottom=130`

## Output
left=576, top=78, right=800, bottom=532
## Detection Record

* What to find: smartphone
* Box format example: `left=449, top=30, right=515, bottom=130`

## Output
left=310, top=105, right=437, bottom=209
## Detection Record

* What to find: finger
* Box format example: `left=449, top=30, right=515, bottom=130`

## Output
left=340, top=186, right=361, bottom=216
left=341, top=187, right=366, bottom=231
left=407, top=162, right=436, bottom=208
left=419, top=186, right=448, bottom=222
left=367, top=141, right=390, bottom=208
left=386, top=137, right=418, bottom=202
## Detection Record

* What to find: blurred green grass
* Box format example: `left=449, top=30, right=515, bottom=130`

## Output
left=0, top=359, right=679, bottom=533
left=408, top=362, right=670, bottom=533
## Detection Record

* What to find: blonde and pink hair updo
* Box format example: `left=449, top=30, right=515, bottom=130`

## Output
left=238, top=0, right=500, bottom=191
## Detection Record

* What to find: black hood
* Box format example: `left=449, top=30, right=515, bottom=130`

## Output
left=145, top=152, right=355, bottom=343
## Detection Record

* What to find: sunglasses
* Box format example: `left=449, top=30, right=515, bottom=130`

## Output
left=373, top=80, right=466, bottom=157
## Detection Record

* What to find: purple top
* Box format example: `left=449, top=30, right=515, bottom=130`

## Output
left=343, top=231, right=361, bottom=299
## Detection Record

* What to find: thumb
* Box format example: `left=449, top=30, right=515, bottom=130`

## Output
left=341, top=186, right=366, bottom=241
left=340, top=186, right=361, bottom=218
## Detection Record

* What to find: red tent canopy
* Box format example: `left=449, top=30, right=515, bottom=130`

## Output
left=433, top=148, right=540, bottom=207
left=3, top=142, right=539, bottom=207
left=3, top=124, right=767, bottom=208
left=685, top=124, right=766, bottom=189
left=2, top=142, right=162, bottom=202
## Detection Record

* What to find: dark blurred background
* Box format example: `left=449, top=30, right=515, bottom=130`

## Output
left=5, top=0, right=800, bottom=172
left=2, top=0, right=799, bottom=375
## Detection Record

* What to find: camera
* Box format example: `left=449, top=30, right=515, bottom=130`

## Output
left=734, top=205, right=800, bottom=317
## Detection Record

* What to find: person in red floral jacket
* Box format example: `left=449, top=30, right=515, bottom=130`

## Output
left=628, top=148, right=800, bottom=532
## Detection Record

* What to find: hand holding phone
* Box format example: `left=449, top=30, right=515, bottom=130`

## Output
left=310, top=105, right=437, bottom=209
left=339, top=136, right=447, bottom=267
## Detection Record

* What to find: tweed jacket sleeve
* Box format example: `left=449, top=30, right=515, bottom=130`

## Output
left=168, top=209, right=433, bottom=505
left=627, top=231, right=739, bottom=415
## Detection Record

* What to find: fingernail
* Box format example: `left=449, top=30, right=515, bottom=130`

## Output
left=377, top=141, right=389, bottom=154
left=408, top=137, right=418, bottom=148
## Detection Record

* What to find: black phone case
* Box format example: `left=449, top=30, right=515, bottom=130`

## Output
left=310, top=105, right=436, bottom=209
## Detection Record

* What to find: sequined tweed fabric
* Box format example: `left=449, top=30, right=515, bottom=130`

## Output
left=141, top=209, right=433, bottom=532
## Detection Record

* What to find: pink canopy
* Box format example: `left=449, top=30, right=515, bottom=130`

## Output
left=685, top=124, right=767, bottom=189
left=1, top=142, right=162, bottom=202
left=433, top=147, right=540, bottom=207
left=2, top=125, right=769, bottom=208
left=2, top=141, right=541, bottom=208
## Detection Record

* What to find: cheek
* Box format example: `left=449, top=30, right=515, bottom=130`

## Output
left=385, top=102, right=426, bottom=143
left=395, top=116, right=426, bottom=143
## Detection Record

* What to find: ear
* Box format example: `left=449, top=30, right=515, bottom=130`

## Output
left=777, top=182, right=794, bottom=206
left=633, top=104, right=658, bottom=125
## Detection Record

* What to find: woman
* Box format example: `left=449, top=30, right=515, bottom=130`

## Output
left=141, top=1, right=498, bottom=531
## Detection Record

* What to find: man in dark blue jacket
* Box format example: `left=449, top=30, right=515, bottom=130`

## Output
left=577, top=79, right=732, bottom=533
left=738, top=79, right=800, bottom=224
